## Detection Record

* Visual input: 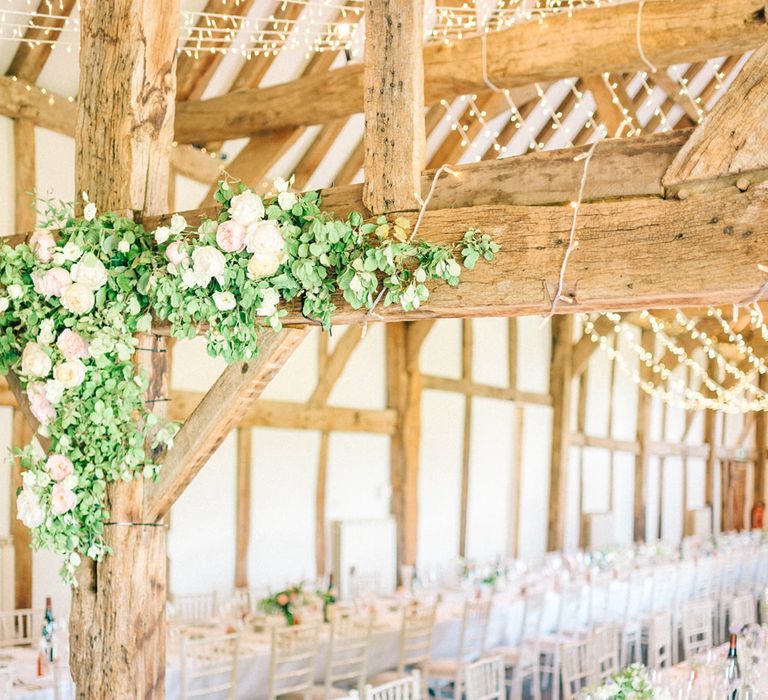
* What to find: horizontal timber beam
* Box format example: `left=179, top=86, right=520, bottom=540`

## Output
left=421, top=374, right=551, bottom=406
left=174, top=0, right=767, bottom=141
left=130, top=130, right=768, bottom=327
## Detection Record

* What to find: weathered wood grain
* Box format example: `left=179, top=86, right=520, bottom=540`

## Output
left=362, top=0, right=425, bottom=213
left=174, top=0, right=767, bottom=141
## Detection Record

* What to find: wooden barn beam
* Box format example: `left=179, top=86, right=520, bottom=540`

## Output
left=362, top=0, right=425, bottom=213
left=63, top=2, right=178, bottom=698
left=144, top=328, right=308, bottom=522
left=235, top=428, right=252, bottom=589
left=6, top=0, right=77, bottom=83
left=309, top=327, right=363, bottom=405
left=547, top=315, right=574, bottom=551
left=664, top=42, right=768, bottom=195
left=10, top=408, right=34, bottom=610
left=633, top=328, right=654, bottom=541
left=174, top=0, right=767, bottom=142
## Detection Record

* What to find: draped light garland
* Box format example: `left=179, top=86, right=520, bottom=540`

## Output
left=583, top=309, right=768, bottom=414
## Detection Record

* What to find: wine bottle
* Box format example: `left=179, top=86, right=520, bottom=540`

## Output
left=43, top=597, right=55, bottom=662
left=725, top=632, right=741, bottom=698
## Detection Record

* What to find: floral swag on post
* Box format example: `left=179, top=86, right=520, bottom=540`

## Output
left=0, top=176, right=499, bottom=582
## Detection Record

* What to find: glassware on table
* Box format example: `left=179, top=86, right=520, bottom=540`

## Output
left=53, top=661, right=76, bottom=700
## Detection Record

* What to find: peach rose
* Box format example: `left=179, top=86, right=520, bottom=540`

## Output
left=32, top=267, right=70, bottom=298
left=216, top=220, right=246, bottom=253
left=46, top=454, right=74, bottom=482
left=166, top=241, right=188, bottom=266
left=50, top=483, right=76, bottom=515
left=30, top=230, right=56, bottom=263
left=56, top=329, right=89, bottom=361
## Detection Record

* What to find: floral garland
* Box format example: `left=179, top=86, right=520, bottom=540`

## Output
left=592, top=664, right=668, bottom=699
left=0, top=176, right=498, bottom=582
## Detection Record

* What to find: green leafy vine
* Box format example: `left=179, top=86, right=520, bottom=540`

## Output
left=0, top=176, right=498, bottom=582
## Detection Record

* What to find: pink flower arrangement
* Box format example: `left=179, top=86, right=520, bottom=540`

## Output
left=50, top=483, right=76, bottom=515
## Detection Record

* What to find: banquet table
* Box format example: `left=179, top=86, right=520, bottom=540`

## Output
left=4, top=581, right=628, bottom=699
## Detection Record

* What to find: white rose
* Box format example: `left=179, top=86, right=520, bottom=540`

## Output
left=22, top=471, right=37, bottom=489
left=181, top=267, right=200, bottom=289
left=61, top=283, right=95, bottom=314
left=247, top=252, right=282, bottom=279
left=154, top=226, right=171, bottom=245
left=277, top=191, right=298, bottom=211
left=274, top=176, right=290, bottom=192
left=229, top=191, right=265, bottom=226
left=7, top=284, right=22, bottom=300
left=213, top=291, right=236, bottom=311
left=38, top=319, right=55, bottom=345
left=83, top=202, right=97, bottom=221
left=21, top=342, right=52, bottom=378
left=45, top=379, right=65, bottom=405
left=191, top=246, right=226, bottom=287
left=245, top=220, right=285, bottom=255
left=117, top=240, right=130, bottom=253
left=71, top=252, right=108, bottom=290
left=256, top=288, right=280, bottom=316
left=170, top=214, right=187, bottom=235
left=0, top=298, right=8, bottom=312
left=16, top=487, right=44, bottom=529
left=54, top=360, right=86, bottom=389
left=62, top=241, right=82, bottom=261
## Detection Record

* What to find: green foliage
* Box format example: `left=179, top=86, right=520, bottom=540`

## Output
left=0, top=179, right=498, bottom=583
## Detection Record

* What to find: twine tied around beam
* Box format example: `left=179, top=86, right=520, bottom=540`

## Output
left=105, top=521, right=168, bottom=528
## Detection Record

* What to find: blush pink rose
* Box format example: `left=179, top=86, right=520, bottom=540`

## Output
left=50, top=483, right=76, bottom=515
left=26, top=382, right=56, bottom=426
left=45, top=454, right=74, bottom=482
left=166, top=241, right=189, bottom=266
left=56, top=329, right=89, bottom=361
left=32, top=267, right=70, bottom=298
left=215, top=220, right=246, bottom=253
left=30, top=230, right=56, bottom=263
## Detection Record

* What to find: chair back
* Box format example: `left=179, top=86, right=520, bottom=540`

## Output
left=591, top=624, right=619, bottom=685
left=0, top=609, right=41, bottom=647
left=174, top=592, right=218, bottom=623
left=325, top=612, right=372, bottom=694
left=363, top=671, right=421, bottom=700
left=650, top=565, right=677, bottom=614
left=729, top=593, right=756, bottom=631
left=464, top=656, right=504, bottom=700
left=0, top=655, right=13, bottom=698
left=397, top=602, right=437, bottom=674
left=647, top=612, right=672, bottom=669
left=560, top=637, right=592, bottom=700
left=681, top=598, right=713, bottom=660
left=180, top=633, right=239, bottom=699
left=457, top=598, right=491, bottom=663
left=267, top=624, right=321, bottom=699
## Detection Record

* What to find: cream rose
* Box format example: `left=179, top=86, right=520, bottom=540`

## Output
left=228, top=191, right=265, bottom=226
left=247, top=253, right=281, bottom=279
left=216, top=220, right=246, bottom=253
left=7, top=284, right=22, bottom=300
left=51, top=483, right=76, bottom=516
left=44, top=379, right=64, bottom=405
left=16, top=487, right=44, bottom=528
left=32, top=267, right=70, bottom=298
left=37, top=319, right=55, bottom=345
left=46, top=454, right=74, bottom=482
left=154, top=226, right=171, bottom=245
left=60, top=283, right=95, bottom=314
left=166, top=241, right=188, bottom=266
left=27, top=382, right=56, bottom=425
left=71, top=252, right=108, bottom=290
left=213, top=291, right=237, bottom=311
left=30, top=230, right=56, bottom=263
left=245, top=220, right=284, bottom=255
left=191, top=246, right=226, bottom=287
left=54, top=359, right=86, bottom=389
left=57, top=329, right=89, bottom=360
left=278, top=191, right=298, bottom=211
left=21, top=342, right=52, bottom=378
left=83, top=202, right=97, bottom=222
left=256, top=288, right=280, bottom=316
left=170, top=213, right=187, bottom=235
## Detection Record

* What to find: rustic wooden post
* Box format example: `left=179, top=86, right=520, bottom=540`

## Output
left=235, top=428, right=252, bottom=588
left=67, top=1, right=178, bottom=697
left=547, top=315, right=574, bottom=551
left=633, top=329, right=654, bottom=541
left=362, top=0, right=425, bottom=214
